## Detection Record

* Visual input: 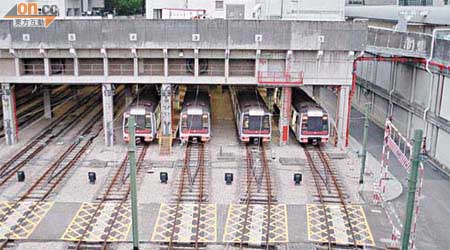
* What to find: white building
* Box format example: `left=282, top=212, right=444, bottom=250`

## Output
left=145, top=0, right=345, bottom=21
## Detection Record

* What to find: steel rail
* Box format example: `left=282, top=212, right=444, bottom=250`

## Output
left=0, top=87, right=122, bottom=250
left=193, top=143, right=205, bottom=250
left=239, top=145, right=256, bottom=250
left=304, top=145, right=333, bottom=250
left=316, top=146, right=358, bottom=248
left=260, top=143, right=273, bottom=250
left=167, top=144, right=191, bottom=250
left=99, top=144, right=149, bottom=250
left=0, top=90, right=101, bottom=181
left=74, top=144, right=149, bottom=250
left=0, top=111, right=103, bottom=233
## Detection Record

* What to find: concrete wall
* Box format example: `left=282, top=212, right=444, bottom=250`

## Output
left=0, top=59, right=15, bottom=76
left=354, top=59, right=450, bottom=169
left=0, top=20, right=367, bottom=51
left=436, top=129, right=450, bottom=168
left=440, top=76, right=450, bottom=121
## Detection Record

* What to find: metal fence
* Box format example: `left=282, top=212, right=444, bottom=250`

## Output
left=109, top=64, right=133, bottom=76
left=168, top=64, right=194, bottom=76
left=142, top=63, right=164, bottom=76
left=257, top=71, right=304, bottom=85
left=22, top=64, right=45, bottom=75
left=229, top=62, right=254, bottom=76
left=79, top=64, right=104, bottom=76
left=399, top=0, right=433, bottom=5
left=50, top=64, right=74, bottom=76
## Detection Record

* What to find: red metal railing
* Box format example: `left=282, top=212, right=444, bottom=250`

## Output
left=257, top=71, right=304, bottom=85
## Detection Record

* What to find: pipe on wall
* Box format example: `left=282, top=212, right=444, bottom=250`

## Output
left=347, top=55, right=450, bottom=147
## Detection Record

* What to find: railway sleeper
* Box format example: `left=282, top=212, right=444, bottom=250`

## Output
left=159, top=243, right=207, bottom=250
left=68, top=242, right=109, bottom=250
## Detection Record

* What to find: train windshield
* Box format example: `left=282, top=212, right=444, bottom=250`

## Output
left=124, top=115, right=152, bottom=132
left=307, top=117, right=327, bottom=131
left=243, top=115, right=270, bottom=131
left=182, top=114, right=208, bottom=130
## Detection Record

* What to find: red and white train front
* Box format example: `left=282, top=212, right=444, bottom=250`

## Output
left=297, top=110, right=329, bottom=144
left=123, top=99, right=159, bottom=143
left=231, top=88, right=272, bottom=143
left=240, top=109, right=271, bottom=142
left=179, top=91, right=211, bottom=142
left=290, top=88, right=329, bottom=144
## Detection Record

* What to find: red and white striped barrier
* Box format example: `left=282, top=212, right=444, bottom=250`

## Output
left=373, top=119, right=424, bottom=249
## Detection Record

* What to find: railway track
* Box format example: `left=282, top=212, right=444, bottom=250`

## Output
left=0, top=91, right=102, bottom=188
left=0, top=88, right=128, bottom=250
left=71, top=144, right=149, bottom=250
left=303, top=145, right=358, bottom=249
left=0, top=86, right=71, bottom=139
left=163, top=141, right=208, bottom=250
left=238, top=142, right=275, bottom=250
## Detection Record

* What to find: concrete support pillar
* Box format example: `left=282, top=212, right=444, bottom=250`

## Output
left=44, top=57, right=50, bottom=77
left=163, top=49, right=168, bottom=77
left=313, top=86, right=320, bottom=99
left=337, top=85, right=350, bottom=147
left=14, top=58, right=20, bottom=77
left=285, top=50, right=293, bottom=73
left=73, top=58, right=79, bottom=76
left=70, top=48, right=78, bottom=77
left=103, top=57, right=108, bottom=77
left=161, top=84, right=172, bottom=137
left=102, top=84, right=114, bottom=146
left=255, top=50, right=261, bottom=78
left=133, top=57, right=138, bottom=77
left=225, top=49, right=229, bottom=78
left=1, top=83, right=18, bottom=145
left=82, top=0, right=89, bottom=12
left=125, top=85, right=133, bottom=107
left=194, top=49, right=199, bottom=77
left=278, top=87, right=292, bottom=146
left=43, top=87, right=52, bottom=119
left=267, top=88, right=274, bottom=113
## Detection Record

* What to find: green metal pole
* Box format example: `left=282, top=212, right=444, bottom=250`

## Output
left=359, top=103, right=370, bottom=184
left=128, top=115, right=139, bottom=250
left=401, top=129, right=423, bottom=250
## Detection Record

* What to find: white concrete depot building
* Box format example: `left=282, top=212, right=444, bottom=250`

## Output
left=145, top=0, right=345, bottom=21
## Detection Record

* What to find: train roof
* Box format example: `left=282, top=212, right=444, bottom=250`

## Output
left=292, top=88, right=327, bottom=115
left=236, top=90, right=269, bottom=115
left=181, top=90, right=210, bottom=114
left=125, top=89, right=159, bottom=114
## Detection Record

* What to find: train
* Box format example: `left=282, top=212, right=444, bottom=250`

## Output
left=122, top=88, right=160, bottom=143
left=230, top=87, right=272, bottom=143
left=290, top=88, right=329, bottom=144
left=179, top=89, right=211, bottom=142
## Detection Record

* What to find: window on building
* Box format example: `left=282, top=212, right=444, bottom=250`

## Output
left=399, top=0, right=433, bottom=5
left=154, top=9, right=162, bottom=19
left=216, top=0, right=224, bottom=10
